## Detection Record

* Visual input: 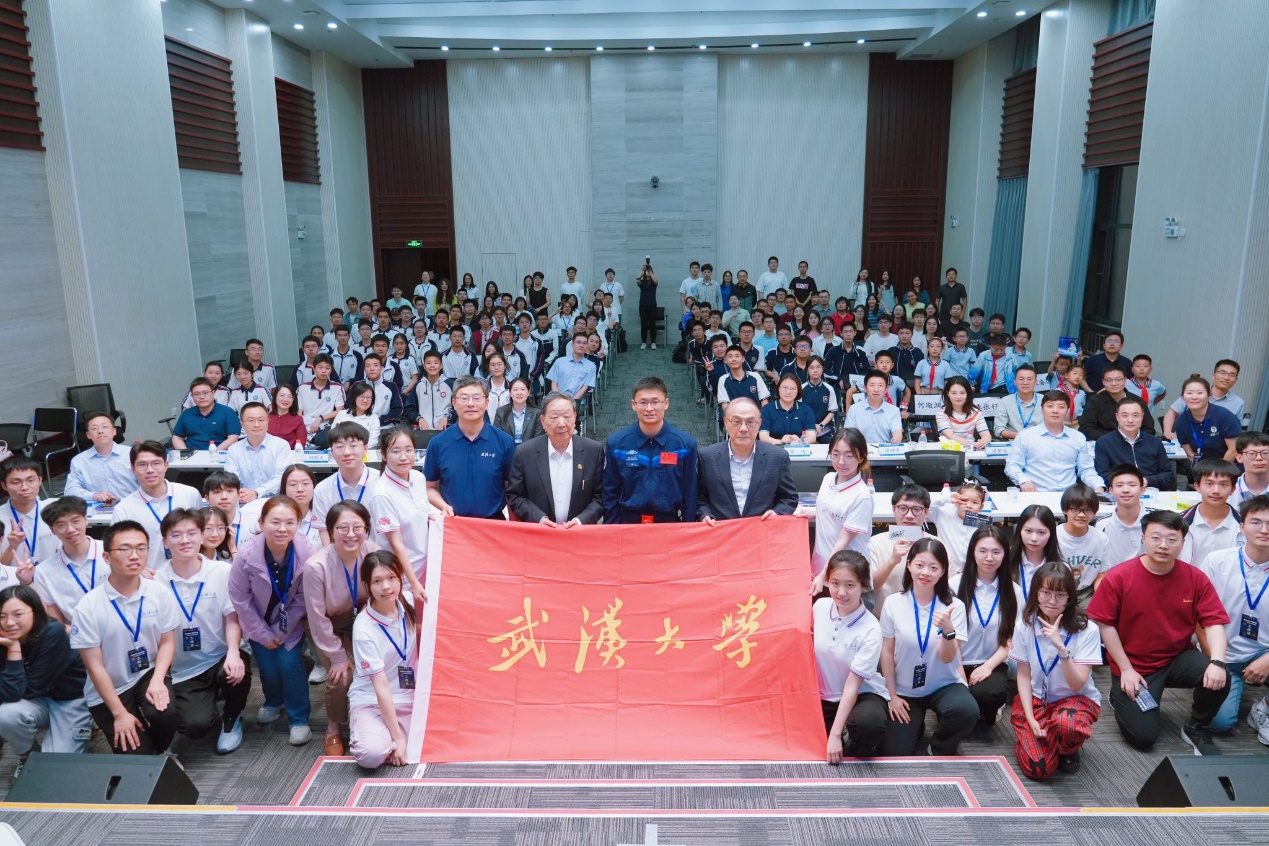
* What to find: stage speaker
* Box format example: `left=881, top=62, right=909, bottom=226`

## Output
left=1137, top=755, right=1269, bottom=807
left=7, top=752, right=198, bottom=805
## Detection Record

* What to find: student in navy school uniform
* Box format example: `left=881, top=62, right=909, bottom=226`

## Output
left=716, top=345, right=770, bottom=411
left=760, top=374, right=819, bottom=445
left=801, top=356, right=839, bottom=442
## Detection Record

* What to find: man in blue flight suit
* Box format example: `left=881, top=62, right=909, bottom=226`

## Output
left=603, top=376, right=699, bottom=524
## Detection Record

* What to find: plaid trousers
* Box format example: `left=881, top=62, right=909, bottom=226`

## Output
left=1010, top=694, right=1100, bottom=781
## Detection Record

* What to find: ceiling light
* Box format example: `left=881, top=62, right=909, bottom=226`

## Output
left=803, top=41, right=811, bottom=47
left=293, top=23, right=304, bottom=30
left=596, top=46, right=604, bottom=51
left=751, top=42, right=759, bottom=48
left=440, top=45, right=449, bottom=51
left=698, top=44, right=707, bottom=50
left=1016, top=9, right=1026, bottom=15
left=857, top=38, right=866, bottom=44
left=185, top=28, right=193, bottom=32
left=977, top=10, right=988, bottom=17
left=544, top=46, right=552, bottom=52
left=646, top=45, right=655, bottom=51
left=326, top=22, right=337, bottom=30
left=492, top=45, right=500, bottom=51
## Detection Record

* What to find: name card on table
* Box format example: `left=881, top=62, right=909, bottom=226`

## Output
left=876, top=443, right=907, bottom=457
left=783, top=444, right=812, bottom=457
left=984, top=442, right=1011, bottom=457
left=911, top=394, right=1000, bottom=418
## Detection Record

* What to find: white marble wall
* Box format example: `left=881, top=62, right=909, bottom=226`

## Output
left=287, top=182, right=330, bottom=345
left=591, top=55, right=718, bottom=310
left=181, top=169, right=256, bottom=364
left=160, top=0, right=229, bottom=56
left=272, top=33, right=313, bottom=89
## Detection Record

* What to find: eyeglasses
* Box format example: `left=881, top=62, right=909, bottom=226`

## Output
left=164, top=531, right=203, bottom=541
left=385, top=446, right=416, bottom=458
left=0, top=610, right=29, bottom=623
left=893, top=505, right=927, bottom=517
left=109, top=545, right=150, bottom=557
left=1245, top=519, right=1269, bottom=532
left=634, top=400, right=665, bottom=409
left=134, top=460, right=165, bottom=471
left=334, top=524, right=367, bottom=535
left=1215, top=369, right=1239, bottom=378
left=1066, top=505, right=1095, bottom=515
left=1242, top=451, right=1269, bottom=460
left=454, top=395, right=485, bottom=406
left=1038, top=589, right=1069, bottom=601
left=726, top=418, right=760, bottom=429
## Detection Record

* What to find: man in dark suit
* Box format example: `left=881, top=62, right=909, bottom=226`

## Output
left=507, top=392, right=604, bottom=525
left=698, top=397, right=799, bottom=523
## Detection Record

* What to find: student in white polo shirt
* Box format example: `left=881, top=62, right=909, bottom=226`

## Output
left=63, top=413, right=138, bottom=505
left=312, top=422, right=380, bottom=544
left=296, top=355, right=347, bottom=446
left=415, top=351, right=453, bottom=432
left=157, top=509, right=250, bottom=754
left=0, top=457, right=57, bottom=573
left=1180, top=461, right=1245, bottom=567
left=227, top=362, right=273, bottom=414
left=227, top=339, right=277, bottom=391
left=111, top=442, right=202, bottom=573
left=329, top=327, right=364, bottom=385
left=1098, top=465, right=1146, bottom=570
left=34, top=497, right=103, bottom=625
left=369, top=426, right=431, bottom=580
left=812, top=430, right=874, bottom=594
left=71, top=521, right=182, bottom=755
left=224, top=403, right=292, bottom=503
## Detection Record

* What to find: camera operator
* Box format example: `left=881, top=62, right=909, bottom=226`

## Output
left=637, top=260, right=660, bottom=350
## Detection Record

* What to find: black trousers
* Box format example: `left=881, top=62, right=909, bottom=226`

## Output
left=639, top=305, right=659, bottom=344
left=88, top=669, right=180, bottom=755
left=1108, top=648, right=1230, bottom=749
left=881, top=683, right=980, bottom=756
left=172, top=649, right=253, bottom=738
left=821, top=693, right=888, bottom=757
left=964, top=663, right=1012, bottom=725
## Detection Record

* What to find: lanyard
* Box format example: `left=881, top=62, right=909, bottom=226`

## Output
left=1189, top=417, right=1207, bottom=457
left=1034, top=628, right=1074, bottom=677
left=110, top=596, right=145, bottom=644
left=376, top=610, right=410, bottom=661
left=972, top=584, right=1000, bottom=630
left=343, top=560, right=361, bottom=608
left=1240, top=550, right=1269, bottom=612
left=1015, top=397, right=1035, bottom=429
left=912, top=592, right=935, bottom=656
left=266, top=546, right=295, bottom=607
left=170, top=579, right=204, bottom=623
left=63, top=546, right=97, bottom=594
left=337, top=471, right=368, bottom=503
left=9, top=502, right=37, bottom=559
left=143, top=493, right=172, bottom=527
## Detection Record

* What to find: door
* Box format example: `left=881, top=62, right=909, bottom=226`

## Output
left=380, top=248, right=452, bottom=299
left=480, top=252, right=518, bottom=298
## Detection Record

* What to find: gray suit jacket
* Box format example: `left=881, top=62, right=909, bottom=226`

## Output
left=696, top=440, right=799, bottom=520
left=507, top=434, right=605, bottom=524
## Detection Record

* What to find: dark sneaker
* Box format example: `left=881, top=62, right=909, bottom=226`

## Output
left=1181, top=721, right=1221, bottom=756
left=1058, top=750, right=1081, bottom=773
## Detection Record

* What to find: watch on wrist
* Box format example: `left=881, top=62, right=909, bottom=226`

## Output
left=941, top=630, right=957, bottom=640
left=1210, top=659, right=1227, bottom=668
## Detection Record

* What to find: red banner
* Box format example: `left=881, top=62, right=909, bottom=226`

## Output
left=408, top=516, right=824, bottom=762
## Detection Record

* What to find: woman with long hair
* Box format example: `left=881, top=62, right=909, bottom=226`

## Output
left=268, top=384, right=308, bottom=449
left=1008, top=504, right=1063, bottom=603
left=952, top=526, right=1021, bottom=728
left=935, top=376, right=991, bottom=449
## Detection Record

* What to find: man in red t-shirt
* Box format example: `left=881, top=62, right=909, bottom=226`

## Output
left=1087, top=510, right=1231, bottom=755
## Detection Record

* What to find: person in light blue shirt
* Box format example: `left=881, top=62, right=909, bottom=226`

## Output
left=63, top=413, right=137, bottom=505
left=1005, top=391, right=1105, bottom=492
left=968, top=334, right=1015, bottom=396
left=943, top=328, right=977, bottom=378
left=546, top=334, right=598, bottom=401
left=843, top=370, right=904, bottom=444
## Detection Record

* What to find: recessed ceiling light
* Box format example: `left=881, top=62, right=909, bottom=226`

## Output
left=440, top=45, right=449, bottom=51
left=803, top=41, right=811, bottom=47
left=977, top=10, right=988, bottom=17
left=751, top=42, right=759, bottom=48
left=185, top=27, right=193, bottom=32
left=698, top=44, right=707, bottom=50
left=544, top=46, right=552, bottom=52
left=596, top=46, right=604, bottom=51
left=293, top=23, right=303, bottom=30
left=492, top=45, right=500, bottom=51
left=1016, top=9, right=1027, bottom=15
left=857, top=38, right=866, bottom=44
left=326, top=22, right=337, bottom=30
left=647, top=45, right=655, bottom=51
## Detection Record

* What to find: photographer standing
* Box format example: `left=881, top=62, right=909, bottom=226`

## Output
left=637, top=261, right=659, bottom=349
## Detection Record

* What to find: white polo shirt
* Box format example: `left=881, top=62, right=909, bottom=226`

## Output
left=224, top=433, right=292, bottom=497
left=297, top=381, right=347, bottom=428
left=1010, top=620, right=1102, bottom=705
left=558, top=279, right=585, bottom=302
left=226, top=385, right=272, bottom=414
left=156, top=557, right=235, bottom=684
left=812, top=474, right=872, bottom=572
left=879, top=591, right=968, bottom=698
left=1199, top=546, right=1269, bottom=663
left=369, top=469, right=432, bottom=578
left=34, top=538, right=104, bottom=623
left=1057, top=525, right=1112, bottom=591
left=0, top=499, right=58, bottom=563
left=111, top=483, right=202, bottom=571
left=228, top=363, right=276, bottom=391
left=441, top=349, right=475, bottom=380
left=70, top=577, right=181, bottom=706
left=349, top=600, right=417, bottom=709
left=1099, top=510, right=1144, bottom=569
left=1180, top=507, right=1245, bottom=568
left=949, top=573, right=1024, bottom=665
left=313, top=467, right=381, bottom=527
left=812, top=598, right=890, bottom=701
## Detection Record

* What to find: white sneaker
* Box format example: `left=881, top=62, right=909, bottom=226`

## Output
left=1248, top=699, right=1269, bottom=745
left=651, top=343, right=657, bottom=349
left=308, top=664, right=329, bottom=684
left=217, top=717, right=244, bottom=754
left=289, top=725, right=313, bottom=746
left=257, top=704, right=282, bottom=725
left=640, top=343, right=647, bottom=350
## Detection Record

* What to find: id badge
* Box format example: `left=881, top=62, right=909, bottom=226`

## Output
left=962, top=512, right=992, bottom=529
left=1134, top=687, right=1159, bottom=712
left=277, top=606, right=288, bottom=635
left=912, top=663, right=928, bottom=689
left=182, top=627, right=202, bottom=652
left=398, top=666, right=416, bottom=690
left=1241, top=613, right=1260, bottom=640
left=164, top=548, right=172, bottom=560
left=128, top=646, right=150, bottom=673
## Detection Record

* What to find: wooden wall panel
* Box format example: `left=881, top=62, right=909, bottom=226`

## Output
left=362, top=61, right=455, bottom=290
left=0, top=0, right=42, bottom=151
left=997, top=67, right=1037, bottom=179
left=165, top=37, right=240, bottom=174
left=1084, top=21, right=1152, bottom=169
left=275, top=77, right=320, bottom=184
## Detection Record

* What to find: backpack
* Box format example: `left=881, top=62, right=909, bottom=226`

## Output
left=671, top=340, right=687, bottom=364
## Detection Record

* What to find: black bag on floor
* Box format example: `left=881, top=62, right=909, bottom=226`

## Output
left=671, top=340, right=687, bottom=364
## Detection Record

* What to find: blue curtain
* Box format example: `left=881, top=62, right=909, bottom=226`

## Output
left=1061, top=168, right=1100, bottom=337
left=982, top=176, right=1028, bottom=326
left=1108, top=0, right=1155, bottom=34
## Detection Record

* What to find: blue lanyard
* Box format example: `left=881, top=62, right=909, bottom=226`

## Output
left=110, top=596, right=145, bottom=644
left=1034, top=628, right=1074, bottom=677
left=1189, top=416, right=1207, bottom=456
left=266, top=546, right=295, bottom=606
left=972, top=584, right=1000, bottom=630
left=376, top=611, right=410, bottom=661
left=63, top=548, right=97, bottom=594
left=1240, top=551, right=1269, bottom=611
left=1015, top=397, right=1035, bottom=429
left=9, top=502, right=37, bottom=559
left=170, top=579, right=204, bottom=623
left=336, top=473, right=367, bottom=503
left=343, top=560, right=361, bottom=609
left=144, top=495, right=172, bottom=527
left=912, top=592, right=935, bottom=656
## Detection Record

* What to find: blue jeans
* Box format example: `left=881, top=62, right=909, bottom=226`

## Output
left=251, top=639, right=311, bottom=727
left=1212, top=647, right=1269, bottom=733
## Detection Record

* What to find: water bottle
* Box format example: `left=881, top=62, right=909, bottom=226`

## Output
left=1243, top=412, right=1252, bottom=431
left=918, top=430, right=927, bottom=444
left=208, top=440, right=218, bottom=456
left=867, top=477, right=876, bottom=494
left=294, top=440, right=305, bottom=460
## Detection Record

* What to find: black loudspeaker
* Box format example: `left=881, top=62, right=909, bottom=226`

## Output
left=1137, top=755, right=1269, bottom=807
left=7, top=752, right=198, bottom=805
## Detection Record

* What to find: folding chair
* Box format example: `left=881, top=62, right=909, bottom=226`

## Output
left=66, top=383, right=127, bottom=448
left=0, top=424, right=32, bottom=460
left=30, top=408, right=78, bottom=495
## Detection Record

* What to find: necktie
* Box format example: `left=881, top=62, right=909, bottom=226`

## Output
left=928, top=363, right=936, bottom=389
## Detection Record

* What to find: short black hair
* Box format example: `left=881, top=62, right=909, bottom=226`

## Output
left=891, top=483, right=931, bottom=508
left=1141, top=509, right=1186, bottom=537
left=42, top=496, right=88, bottom=527
left=1060, top=483, right=1100, bottom=514
left=631, top=376, right=668, bottom=398
left=103, top=520, right=150, bottom=553
left=202, top=470, right=242, bottom=496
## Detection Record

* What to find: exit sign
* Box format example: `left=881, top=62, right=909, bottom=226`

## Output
left=406, top=240, right=423, bottom=248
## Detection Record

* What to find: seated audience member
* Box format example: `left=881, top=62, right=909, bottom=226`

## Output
left=1093, top=397, right=1176, bottom=490
left=1129, top=354, right=1167, bottom=412
left=296, top=355, right=347, bottom=446
left=506, top=393, right=605, bottom=526
left=1005, top=391, right=1104, bottom=493
left=181, top=362, right=230, bottom=409
left=0, top=584, right=92, bottom=772
left=801, top=357, right=837, bottom=441
left=951, top=526, right=1022, bottom=729
left=1004, top=327, right=1033, bottom=369
left=1099, top=465, right=1146, bottom=569
left=1055, top=364, right=1087, bottom=426
left=697, top=398, right=798, bottom=524
left=1233, top=432, right=1269, bottom=510
left=227, top=362, right=273, bottom=414
left=1080, top=331, right=1128, bottom=393
left=228, top=496, right=315, bottom=747
left=862, top=314, right=896, bottom=361
left=493, top=379, right=542, bottom=445
left=811, top=430, right=873, bottom=591
left=716, top=345, right=770, bottom=410
left=228, top=339, right=277, bottom=391
left=547, top=334, right=598, bottom=404
left=1087, top=510, right=1230, bottom=755
left=1056, top=484, right=1112, bottom=609
left=1011, top=562, right=1103, bottom=780
left=415, top=351, right=454, bottom=433
left=967, top=334, right=1013, bottom=396
left=1, top=457, right=57, bottom=571
left=72, top=521, right=181, bottom=755
left=929, top=482, right=987, bottom=574
left=1172, top=375, right=1241, bottom=466
left=304, top=501, right=382, bottom=757
left=1008, top=504, right=1062, bottom=603
left=268, top=385, right=309, bottom=449
left=312, top=422, right=380, bottom=537
left=993, top=365, right=1041, bottom=440
left=760, top=374, right=818, bottom=445
left=172, top=378, right=240, bottom=451
left=441, top=326, right=477, bottom=380
left=370, top=427, right=432, bottom=580
left=880, top=538, right=979, bottom=756
left=424, top=377, right=516, bottom=520
left=360, top=355, right=405, bottom=427
left=1179, top=460, right=1244, bottom=567
left=349, top=551, right=425, bottom=769
left=815, top=551, right=890, bottom=761
left=843, top=351, right=909, bottom=413
left=1163, top=360, right=1246, bottom=438
left=943, top=328, right=977, bottom=378
left=157, top=509, right=250, bottom=754
left=34, top=497, right=102, bottom=625
left=602, top=377, right=699, bottom=525
left=64, top=413, right=137, bottom=505
left=332, top=382, right=382, bottom=449
left=200, top=506, right=234, bottom=563
left=1199, top=494, right=1269, bottom=737
left=112, top=442, right=202, bottom=572
left=887, top=323, right=924, bottom=383
left=202, top=471, right=245, bottom=555
left=844, top=370, right=903, bottom=444
left=1078, top=363, right=1154, bottom=441
left=934, top=376, right=991, bottom=450
left=329, top=326, right=364, bottom=385
left=870, top=484, right=937, bottom=611
left=225, top=403, right=292, bottom=503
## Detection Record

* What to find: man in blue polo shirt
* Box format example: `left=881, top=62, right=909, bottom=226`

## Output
left=546, top=334, right=598, bottom=402
left=603, top=376, right=699, bottom=523
left=171, top=378, right=240, bottom=450
left=424, top=376, right=516, bottom=519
